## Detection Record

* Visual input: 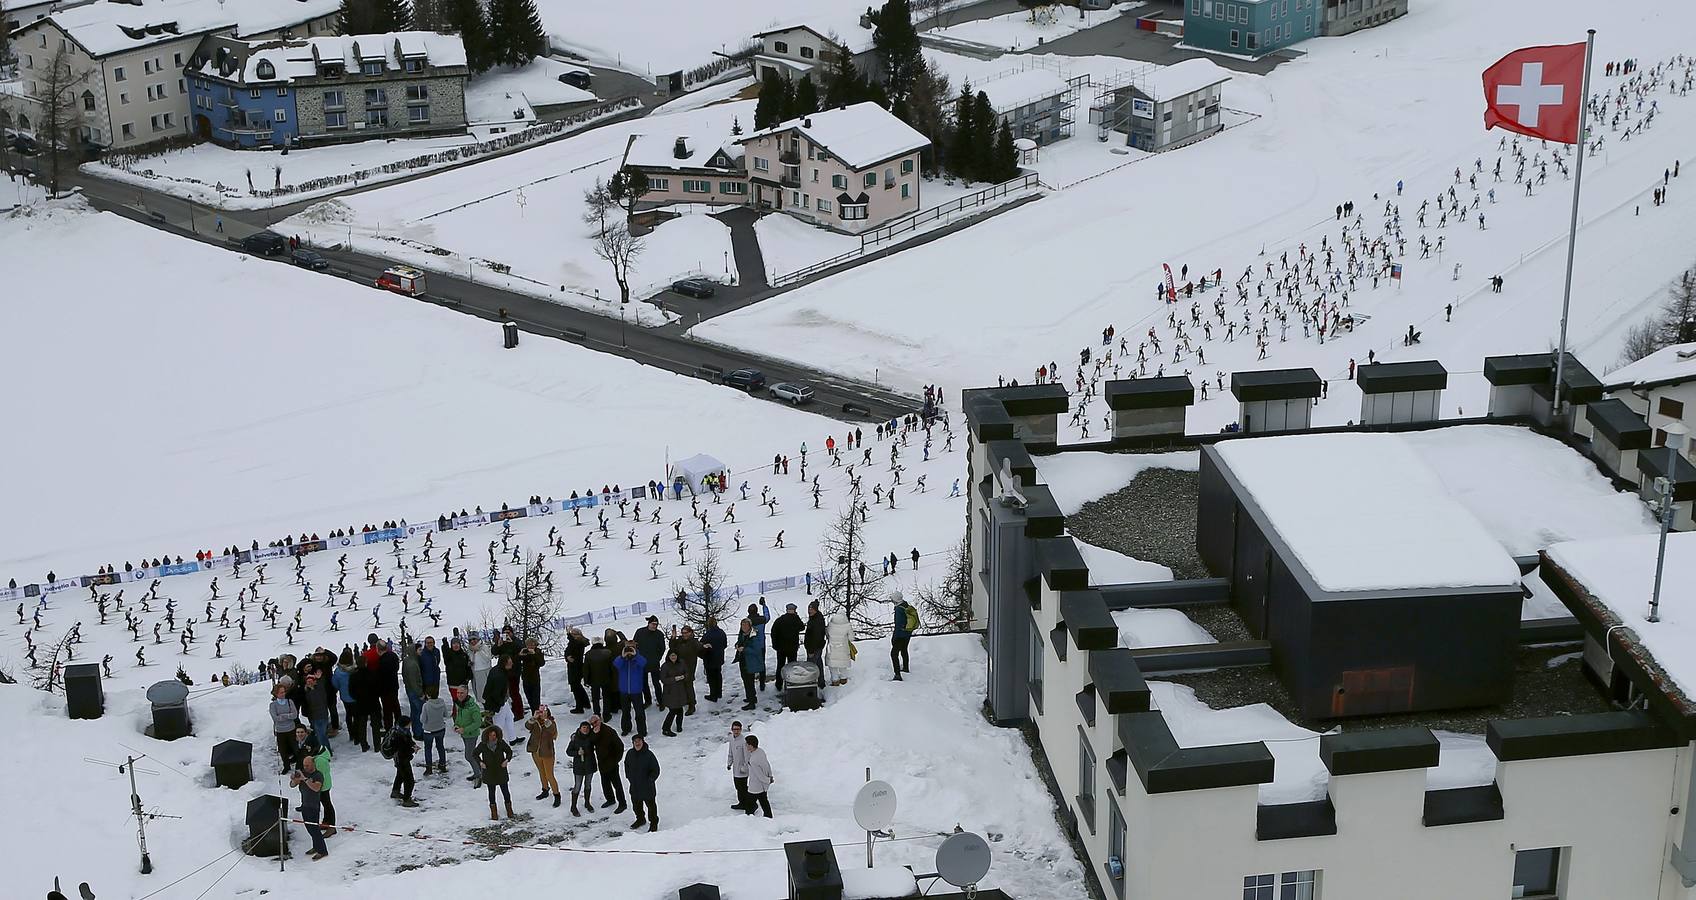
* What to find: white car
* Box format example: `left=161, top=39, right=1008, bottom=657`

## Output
left=768, top=382, right=815, bottom=405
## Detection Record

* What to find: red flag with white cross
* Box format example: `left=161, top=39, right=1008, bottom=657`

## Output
left=1482, top=42, right=1587, bottom=144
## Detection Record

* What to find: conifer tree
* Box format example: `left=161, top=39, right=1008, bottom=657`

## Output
left=971, top=90, right=997, bottom=180
left=487, top=0, right=546, bottom=68
left=947, top=81, right=977, bottom=181
left=822, top=40, right=865, bottom=109
left=755, top=69, right=792, bottom=128
left=442, top=0, right=490, bottom=72
left=991, top=120, right=1019, bottom=182
left=793, top=73, right=820, bottom=117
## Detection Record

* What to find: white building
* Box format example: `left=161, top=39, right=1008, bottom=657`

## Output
left=749, top=23, right=875, bottom=84
left=7, top=0, right=337, bottom=150
left=964, top=362, right=1696, bottom=900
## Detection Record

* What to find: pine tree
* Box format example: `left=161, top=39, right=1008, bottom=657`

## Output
left=972, top=90, right=997, bottom=181
left=487, top=0, right=546, bottom=69
left=337, top=0, right=376, bottom=36
left=822, top=40, right=864, bottom=109
left=902, top=57, right=950, bottom=174
left=947, top=81, right=977, bottom=181
left=793, top=73, right=820, bottom=117
left=441, top=0, right=490, bottom=73
left=410, top=0, right=443, bottom=31
left=871, top=0, right=921, bottom=103
left=866, top=79, right=890, bottom=109
left=991, top=120, right=1018, bottom=182
left=754, top=69, right=791, bottom=129
left=373, top=0, right=414, bottom=32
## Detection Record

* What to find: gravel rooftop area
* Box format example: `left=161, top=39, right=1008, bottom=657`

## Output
left=1163, top=644, right=1611, bottom=734
left=1066, top=466, right=1208, bottom=580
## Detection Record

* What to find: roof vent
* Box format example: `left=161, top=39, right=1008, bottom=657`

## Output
left=673, top=136, right=689, bottom=159
left=803, top=116, right=812, bottom=128
left=1678, top=348, right=1696, bottom=361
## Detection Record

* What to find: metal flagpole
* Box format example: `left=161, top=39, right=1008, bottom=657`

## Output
left=1552, top=28, right=1597, bottom=420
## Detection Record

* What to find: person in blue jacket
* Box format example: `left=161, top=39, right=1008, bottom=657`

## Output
left=419, top=635, right=442, bottom=697
left=613, top=642, right=649, bottom=737
left=701, top=616, right=728, bottom=703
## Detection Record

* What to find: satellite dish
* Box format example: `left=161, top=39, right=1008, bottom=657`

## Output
left=853, top=780, right=897, bottom=832
left=935, top=831, right=992, bottom=887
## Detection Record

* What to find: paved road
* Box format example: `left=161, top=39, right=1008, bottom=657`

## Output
left=1027, top=0, right=1289, bottom=75
left=59, top=169, right=918, bottom=425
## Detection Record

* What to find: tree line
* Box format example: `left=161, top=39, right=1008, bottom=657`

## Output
left=752, top=0, right=1020, bottom=185
left=337, top=0, right=547, bottom=73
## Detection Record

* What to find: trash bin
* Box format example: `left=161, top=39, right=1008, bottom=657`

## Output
left=503, top=321, right=519, bottom=349
left=244, top=794, right=289, bottom=857
left=211, top=739, right=253, bottom=789
left=145, top=680, right=192, bottom=740
left=64, top=662, right=104, bottom=719
left=784, top=839, right=842, bottom=900
left=780, top=661, right=821, bottom=711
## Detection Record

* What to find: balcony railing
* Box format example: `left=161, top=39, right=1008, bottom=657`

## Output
left=779, top=148, right=800, bottom=164
left=779, top=175, right=801, bottom=188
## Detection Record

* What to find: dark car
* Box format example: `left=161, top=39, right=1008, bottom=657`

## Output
left=557, top=70, right=592, bottom=89
left=290, top=248, right=329, bottom=270
left=670, top=278, right=716, bottom=299
left=9, top=134, right=38, bottom=155
left=241, top=231, right=289, bottom=257
left=722, top=368, right=766, bottom=391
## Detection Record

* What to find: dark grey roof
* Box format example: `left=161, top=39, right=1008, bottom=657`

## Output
left=1231, top=367, right=1322, bottom=401
left=1356, top=360, right=1448, bottom=394
left=1105, top=376, right=1195, bottom=410
left=1585, top=398, right=1651, bottom=450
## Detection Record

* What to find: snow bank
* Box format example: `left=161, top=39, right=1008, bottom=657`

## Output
left=1035, top=450, right=1200, bottom=515
left=1112, top=608, right=1214, bottom=649
left=1149, top=681, right=1326, bottom=804
left=1404, top=425, right=1657, bottom=554
left=1078, top=540, right=1173, bottom=586
left=1215, top=433, right=1521, bottom=592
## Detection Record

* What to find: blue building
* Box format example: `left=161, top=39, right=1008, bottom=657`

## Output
left=1183, top=0, right=1319, bottom=58
left=186, top=36, right=300, bottom=148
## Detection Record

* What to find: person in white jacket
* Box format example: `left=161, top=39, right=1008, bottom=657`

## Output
left=469, top=634, right=492, bottom=700
left=726, top=720, right=751, bottom=811
left=743, top=734, right=774, bottom=818
left=825, top=612, right=853, bottom=686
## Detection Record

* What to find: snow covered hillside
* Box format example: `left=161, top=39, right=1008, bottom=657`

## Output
left=693, top=0, right=1696, bottom=433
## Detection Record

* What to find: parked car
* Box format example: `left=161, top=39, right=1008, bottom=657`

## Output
left=290, top=248, right=329, bottom=271
left=722, top=368, right=766, bottom=391
left=669, top=278, right=716, bottom=299
left=375, top=265, right=428, bottom=296
left=768, top=382, right=815, bottom=405
left=240, top=231, right=288, bottom=256
left=8, top=134, right=38, bottom=155
left=557, top=69, right=592, bottom=89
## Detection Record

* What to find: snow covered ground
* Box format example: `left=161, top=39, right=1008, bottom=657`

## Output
left=0, top=632, right=1088, bottom=900
left=281, top=100, right=755, bottom=318
left=694, top=0, right=1696, bottom=437
left=0, top=199, right=963, bottom=591
left=929, top=5, right=1129, bottom=53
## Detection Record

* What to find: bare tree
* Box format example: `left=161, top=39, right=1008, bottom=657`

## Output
left=593, top=220, right=644, bottom=305
left=1658, top=272, right=1696, bottom=347
left=1619, top=319, right=1664, bottom=366
left=503, top=553, right=563, bottom=652
left=672, top=548, right=732, bottom=633
left=30, top=630, right=77, bottom=692
left=814, top=502, right=890, bottom=636
left=35, top=46, right=90, bottom=197
left=915, top=534, right=972, bottom=632
left=581, top=176, right=615, bottom=237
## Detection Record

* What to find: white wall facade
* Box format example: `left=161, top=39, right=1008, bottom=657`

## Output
left=742, top=129, right=921, bottom=233
left=1614, top=381, right=1696, bottom=450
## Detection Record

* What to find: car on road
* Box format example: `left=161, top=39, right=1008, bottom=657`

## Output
left=669, top=278, right=716, bottom=299
left=768, top=382, right=815, bottom=405
left=375, top=265, right=428, bottom=296
left=290, top=248, right=329, bottom=271
left=240, top=231, right=288, bottom=257
left=8, top=134, right=38, bottom=155
left=557, top=69, right=592, bottom=89
left=722, top=368, right=766, bottom=391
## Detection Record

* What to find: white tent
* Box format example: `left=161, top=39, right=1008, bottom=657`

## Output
left=670, top=453, right=728, bottom=493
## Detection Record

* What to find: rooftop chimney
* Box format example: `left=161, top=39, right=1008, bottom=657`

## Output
left=673, top=136, right=689, bottom=159
left=802, top=117, right=812, bottom=128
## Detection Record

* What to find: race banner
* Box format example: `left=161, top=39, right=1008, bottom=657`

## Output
left=489, top=508, right=527, bottom=523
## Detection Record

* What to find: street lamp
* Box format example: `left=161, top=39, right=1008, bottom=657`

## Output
left=1648, top=474, right=1675, bottom=623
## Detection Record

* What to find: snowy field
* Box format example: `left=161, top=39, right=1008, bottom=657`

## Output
left=282, top=100, right=755, bottom=316
left=929, top=5, right=1130, bottom=53
left=0, top=199, right=964, bottom=589
left=694, top=0, right=1696, bottom=436
left=0, top=632, right=1087, bottom=900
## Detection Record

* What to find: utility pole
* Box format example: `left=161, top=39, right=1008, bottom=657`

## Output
left=1648, top=475, right=1675, bottom=623
left=126, top=755, right=154, bottom=874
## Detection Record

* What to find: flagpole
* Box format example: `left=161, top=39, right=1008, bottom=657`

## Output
left=1552, top=28, right=1596, bottom=420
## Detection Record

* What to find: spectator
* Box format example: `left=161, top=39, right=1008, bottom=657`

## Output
left=388, top=715, right=418, bottom=808
left=614, top=642, right=649, bottom=736
left=269, top=680, right=300, bottom=774
left=701, top=617, right=728, bottom=703
left=804, top=601, right=827, bottom=687
left=658, top=650, right=689, bottom=736
left=564, top=627, right=591, bottom=714
left=891, top=594, right=918, bottom=681
left=518, top=637, right=546, bottom=713
left=771, top=603, right=803, bottom=688
left=485, top=655, right=519, bottom=742
left=734, top=619, right=761, bottom=711
left=419, top=635, right=442, bottom=697
left=477, top=726, right=516, bottom=820
left=443, top=636, right=471, bottom=694
left=469, top=634, right=492, bottom=700
left=586, top=635, right=617, bottom=720
left=589, top=715, right=627, bottom=814
left=527, top=705, right=561, bottom=807
left=634, top=617, right=667, bottom=706
left=402, top=641, right=424, bottom=739
left=727, top=720, right=751, bottom=812
left=744, top=734, right=774, bottom=818
left=565, top=720, right=598, bottom=816
left=624, top=734, right=661, bottom=832
left=452, top=687, right=484, bottom=786
left=290, top=753, right=330, bottom=860
left=670, top=625, right=701, bottom=715
left=419, top=685, right=449, bottom=775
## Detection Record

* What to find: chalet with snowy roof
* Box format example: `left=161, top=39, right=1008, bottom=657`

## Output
left=7, top=0, right=337, bottom=149
left=1605, top=341, right=1696, bottom=454
left=749, top=24, right=876, bottom=84
left=185, top=32, right=468, bottom=147
left=739, top=102, right=928, bottom=233
left=618, top=133, right=749, bottom=208
left=964, top=352, right=1696, bottom=900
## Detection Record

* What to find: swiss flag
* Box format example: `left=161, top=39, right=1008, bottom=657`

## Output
left=1482, top=43, right=1587, bottom=144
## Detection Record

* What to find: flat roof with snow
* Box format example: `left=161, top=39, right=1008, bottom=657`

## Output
left=1214, top=432, right=1521, bottom=593
left=1547, top=532, right=1696, bottom=698
left=979, top=68, right=1071, bottom=112
left=1138, top=57, right=1231, bottom=101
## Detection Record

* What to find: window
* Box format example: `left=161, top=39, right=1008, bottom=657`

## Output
left=1304, top=14, right=1312, bottom=30
left=249, top=88, right=261, bottom=99
left=648, top=177, right=669, bottom=191
left=801, top=193, right=811, bottom=209
left=811, top=168, right=819, bottom=182
left=1247, top=31, right=1259, bottom=48
left=149, top=114, right=160, bottom=131
left=1107, top=802, right=1126, bottom=886
left=840, top=201, right=866, bottom=221
left=173, top=52, right=182, bottom=66
left=817, top=198, right=831, bottom=213
left=884, top=167, right=895, bottom=187
left=1513, top=848, right=1562, bottom=898
left=366, top=107, right=387, bottom=126
left=901, top=183, right=909, bottom=199
left=404, top=58, right=423, bottom=72
left=1659, top=397, right=1686, bottom=419
left=1076, top=727, right=1097, bottom=833
left=800, top=46, right=814, bottom=58
left=791, top=190, right=801, bottom=206
left=1191, top=0, right=1200, bottom=12
left=325, top=110, right=347, bottom=128
left=81, top=90, right=94, bottom=111
left=862, top=171, right=876, bottom=188
left=1242, top=871, right=1318, bottom=900
left=323, top=90, right=345, bottom=108
left=1230, top=28, right=1240, bottom=47
left=276, top=86, right=287, bottom=96
left=273, top=108, right=287, bottom=122
left=122, top=123, right=134, bottom=139
left=360, top=60, right=384, bottom=75
left=143, top=59, right=153, bottom=75
left=179, top=78, right=186, bottom=94
left=406, top=84, right=428, bottom=102
left=407, top=105, right=428, bottom=123
left=773, top=40, right=788, bottom=54
left=901, top=158, right=913, bottom=174
left=365, top=88, right=386, bottom=106
left=753, top=157, right=769, bottom=171
left=719, top=181, right=746, bottom=195
left=1027, top=618, right=1044, bottom=704
left=119, top=92, right=129, bottom=105
left=163, top=112, right=172, bottom=127
left=832, top=173, right=847, bottom=189
left=683, top=179, right=710, bottom=193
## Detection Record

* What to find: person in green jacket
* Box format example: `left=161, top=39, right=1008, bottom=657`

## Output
left=313, top=745, right=338, bottom=835
left=452, top=688, right=485, bottom=786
